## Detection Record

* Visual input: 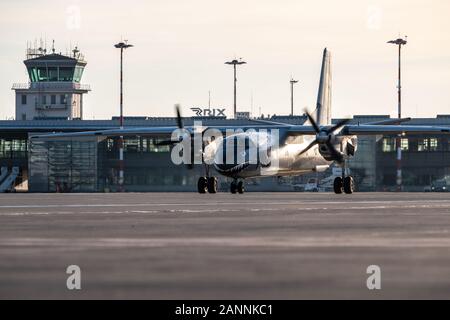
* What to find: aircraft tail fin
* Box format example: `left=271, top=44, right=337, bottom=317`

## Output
left=314, top=48, right=332, bottom=126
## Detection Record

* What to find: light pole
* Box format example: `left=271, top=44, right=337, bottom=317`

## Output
left=114, top=40, right=133, bottom=192
left=290, top=78, right=299, bottom=116
left=225, top=59, right=246, bottom=118
left=388, top=36, right=407, bottom=191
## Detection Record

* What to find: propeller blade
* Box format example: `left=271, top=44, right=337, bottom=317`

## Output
left=298, top=140, right=318, bottom=156
left=305, top=111, right=320, bottom=133
left=175, top=104, right=183, bottom=129
left=327, top=118, right=351, bottom=134
left=325, top=141, right=344, bottom=163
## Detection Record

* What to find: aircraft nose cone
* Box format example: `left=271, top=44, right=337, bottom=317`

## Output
left=213, top=136, right=252, bottom=175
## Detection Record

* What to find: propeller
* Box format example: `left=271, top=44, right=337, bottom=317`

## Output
left=155, top=104, right=195, bottom=169
left=298, top=111, right=350, bottom=164
left=156, top=104, right=184, bottom=146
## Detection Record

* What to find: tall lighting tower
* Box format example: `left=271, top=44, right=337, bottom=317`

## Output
left=114, top=40, right=133, bottom=192
left=225, top=58, right=246, bottom=118
left=290, top=78, right=299, bottom=116
left=387, top=36, right=407, bottom=192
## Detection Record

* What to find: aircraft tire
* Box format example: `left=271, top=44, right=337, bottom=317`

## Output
left=344, top=176, right=354, bottom=194
left=230, top=181, right=237, bottom=194
left=207, top=177, right=218, bottom=193
left=333, top=177, right=343, bottom=194
left=197, top=177, right=207, bottom=194
left=237, top=181, right=245, bottom=194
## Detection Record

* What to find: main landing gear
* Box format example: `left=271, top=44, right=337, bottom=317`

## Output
left=333, top=162, right=354, bottom=194
left=197, top=164, right=219, bottom=194
left=333, top=176, right=354, bottom=194
left=230, top=180, right=245, bottom=194
left=197, top=176, right=218, bottom=193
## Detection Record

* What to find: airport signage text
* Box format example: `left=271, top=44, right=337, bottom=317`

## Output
left=190, top=108, right=226, bottom=117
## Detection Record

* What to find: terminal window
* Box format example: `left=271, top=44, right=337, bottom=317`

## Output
left=401, top=138, right=409, bottom=151
left=418, top=138, right=429, bottom=152
left=429, top=138, right=438, bottom=151
left=21, top=95, right=27, bottom=105
left=382, top=138, right=395, bottom=152
left=51, top=95, right=56, bottom=105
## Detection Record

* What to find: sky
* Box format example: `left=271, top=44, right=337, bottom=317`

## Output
left=0, top=0, right=449, bottom=120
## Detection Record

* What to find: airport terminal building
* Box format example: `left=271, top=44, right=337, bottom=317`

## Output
left=1, top=44, right=449, bottom=193
left=0, top=114, right=449, bottom=193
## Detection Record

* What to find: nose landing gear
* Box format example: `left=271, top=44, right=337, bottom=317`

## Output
left=197, top=176, right=208, bottom=193
left=197, top=176, right=218, bottom=193
left=197, top=164, right=218, bottom=194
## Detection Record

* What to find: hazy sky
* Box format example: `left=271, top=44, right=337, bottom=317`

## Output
left=1, top=0, right=449, bottom=120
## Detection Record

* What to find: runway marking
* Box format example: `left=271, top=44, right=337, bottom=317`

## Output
left=0, top=203, right=449, bottom=216
left=3, top=236, right=450, bottom=248
left=0, top=199, right=450, bottom=209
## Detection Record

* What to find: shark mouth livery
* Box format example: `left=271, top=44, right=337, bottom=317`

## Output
left=214, top=161, right=251, bottom=175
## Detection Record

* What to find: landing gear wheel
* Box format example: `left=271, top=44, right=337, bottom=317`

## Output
left=237, top=181, right=245, bottom=194
left=343, top=176, right=354, bottom=194
left=197, top=177, right=207, bottom=194
left=207, top=177, right=218, bottom=193
left=333, top=177, right=343, bottom=194
left=230, top=181, right=237, bottom=194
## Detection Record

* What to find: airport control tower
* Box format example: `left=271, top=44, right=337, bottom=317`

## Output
left=12, top=42, right=90, bottom=120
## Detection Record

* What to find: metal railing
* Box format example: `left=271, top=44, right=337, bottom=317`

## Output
left=12, top=82, right=91, bottom=91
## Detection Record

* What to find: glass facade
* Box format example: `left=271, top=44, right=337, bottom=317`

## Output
left=22, top=132, right=450, bottom=193
left=29, top=138, right=97, bottom=192
left=382, top=138, right=395, bottom=152
left=401, top=138, right=409, bottom=151
left=418, top=138, right=429, bottom=151
left=0, top=139, right=27, bottom=159
left=429, top=138, right=438, bottom=151
left=73, top=66, right=84, bottom=83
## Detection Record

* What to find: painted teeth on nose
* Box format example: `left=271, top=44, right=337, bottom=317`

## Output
left=215, top=162, right=250, bottom=174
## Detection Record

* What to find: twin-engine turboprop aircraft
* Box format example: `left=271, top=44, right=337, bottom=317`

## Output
left=32, top=48, right=450, bottom=194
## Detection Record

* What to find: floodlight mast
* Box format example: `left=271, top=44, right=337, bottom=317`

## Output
left=114, top=40, right=133, bottom=192
left=225, top=59, right=246, bottom=118
left=290, top=78, right=299, bottom=116
left=388, top=36, right=407, bottom=191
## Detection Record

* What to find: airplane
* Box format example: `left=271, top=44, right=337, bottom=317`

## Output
left=32, top=48, right=450, bottom=194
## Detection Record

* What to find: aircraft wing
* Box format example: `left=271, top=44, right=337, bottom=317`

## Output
left=287, top=124, right=450, bottom=136
left=287, top=126, right=320, bottom=135
left=341, top=125, right=450, bottom=135
left=29, top=124, right=284, bottom=140
left=29, top=126, right=182, bottom=139
left=30, top=123, right=450, bottom=140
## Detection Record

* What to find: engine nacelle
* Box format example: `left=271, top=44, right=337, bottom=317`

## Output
left=317, top=135, right=358, bottom=161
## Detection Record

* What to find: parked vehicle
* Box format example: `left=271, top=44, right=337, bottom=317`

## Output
left=431, top=179, right=448, bottom=192
left=293, top=178, right=319, bottom=192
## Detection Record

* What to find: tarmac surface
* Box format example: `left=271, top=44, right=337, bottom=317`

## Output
left=1, top=192, right=450, bottom=299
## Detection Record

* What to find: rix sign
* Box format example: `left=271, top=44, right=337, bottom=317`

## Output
left=190, top=108, right=226, bottom=117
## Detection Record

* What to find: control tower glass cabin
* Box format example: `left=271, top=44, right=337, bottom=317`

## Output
left=12, top=46, right=90, bottom=120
